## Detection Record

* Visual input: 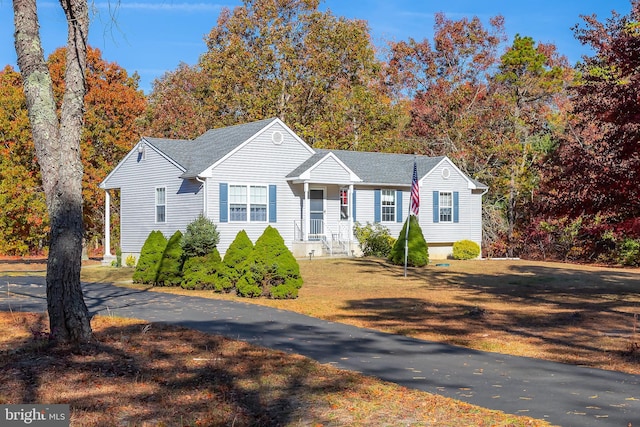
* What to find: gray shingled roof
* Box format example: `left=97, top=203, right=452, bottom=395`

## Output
left=142, top=118, right=487, bottom=189
left=143, top=118, right=278, bottom=178
left=288, top=149, right=456, bottom=186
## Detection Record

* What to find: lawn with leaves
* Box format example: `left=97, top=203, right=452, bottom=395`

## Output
left=0, top=312, right=546, bottom=426
left=101, top=257, right=640, bottom=375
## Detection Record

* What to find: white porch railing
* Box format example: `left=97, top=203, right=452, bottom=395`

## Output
left=293, top=220, right=353, bottom=256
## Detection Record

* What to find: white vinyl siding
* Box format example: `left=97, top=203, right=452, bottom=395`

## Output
left=421, top=159, right=483, bottom=252
left=101, top=143, right=203, bottom=255
left=207, top=122, right=314, bottom=253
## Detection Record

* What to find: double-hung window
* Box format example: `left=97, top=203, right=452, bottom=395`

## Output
left=439, top=191, right=453, bottom=222
left=250, top=185, right=267, bottom=221
left=381, top=189, right=396, bottom=222
left=229, top=184, right=268, bottom=222
left=155, top=187, right=166, bottom=223
left=340, top=187, right=349, bottom=220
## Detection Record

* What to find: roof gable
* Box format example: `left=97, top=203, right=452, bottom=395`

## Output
left=292, top=152, right=361, bottom=183
left=424, top=157, right=488, bottom=190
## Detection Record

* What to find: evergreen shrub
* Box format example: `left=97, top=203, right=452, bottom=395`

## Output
left=236, top=226, right=303, bottom=299
left=181, top=214, right=220, bottom=258
left=132, top=230, right=167, bottom=284
left=388, top=216, right=428, bottom=267
left=156, top=230, right=184, bottom=286
left=452, top=239, right=481, bottom=260
left=219, top=230, right=254, bottom=290
left=181, top=248, right=224, bottom=290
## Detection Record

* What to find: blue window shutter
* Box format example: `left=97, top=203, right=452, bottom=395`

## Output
left=269, top=184, right=277, bottom=223
left=219, top=183, right=228, bottom=223
left=433, top=191, right=439, bottom=223
left=453, top=191, right=459, bottom=223
left=396, top=190, right=403, bottom=222
left=374, top=189, right=381, bottom=223
left=352, top=189, right=357, bottom=221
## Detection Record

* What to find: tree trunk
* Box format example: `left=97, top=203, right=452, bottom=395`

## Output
left=13, top=0, right=92, bottom=342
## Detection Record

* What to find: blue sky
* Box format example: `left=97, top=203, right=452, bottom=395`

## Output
left=0, top=1, right=632, bottom=94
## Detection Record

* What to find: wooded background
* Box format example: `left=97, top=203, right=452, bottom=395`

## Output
left=3, top=0, right=639, bottom=265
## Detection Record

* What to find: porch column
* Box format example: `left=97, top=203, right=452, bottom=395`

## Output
left=104, top=190, right=112, bottom=257
left=304, top=182, right=310, bottom=241
left=349, top=184, right=354, bottom=247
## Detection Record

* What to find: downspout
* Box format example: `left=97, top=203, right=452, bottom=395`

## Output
left=196, top=176, right=207, bottom=216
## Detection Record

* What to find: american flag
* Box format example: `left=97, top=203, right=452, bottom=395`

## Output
left=410, top=159, right=420, bottom=216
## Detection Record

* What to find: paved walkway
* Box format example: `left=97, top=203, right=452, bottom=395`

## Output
left=1, top=275, right=638, bottom=427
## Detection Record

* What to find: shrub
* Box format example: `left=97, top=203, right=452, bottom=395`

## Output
left=236, top=226, right=302, bottom=299
left=353, top=222, right=395, bottom=257
left=219, top=230, right=254, bottom=290
left=181, top=214, right=220, bottom=258
left=388, top=216, right=428, bottom=267
left=156, top=230, right=184, bottom=286
left=453, top=240, right=481, bottom=260
left=132, top=231, right=167, bottom=284
left=181, top=248, right=225, bottom=290
left=617, top=238, right=640, bottom=266
left=125, top=254, right=136, bottom=267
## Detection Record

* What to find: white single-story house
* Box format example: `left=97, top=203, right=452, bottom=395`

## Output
left=99, top=117, right=487, bottom=261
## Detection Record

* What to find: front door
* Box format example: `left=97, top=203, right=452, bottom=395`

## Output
left=309, top=188, right=324, bottom=240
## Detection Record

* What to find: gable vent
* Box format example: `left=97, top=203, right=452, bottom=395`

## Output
left=272, top=131, right=283, bottom=145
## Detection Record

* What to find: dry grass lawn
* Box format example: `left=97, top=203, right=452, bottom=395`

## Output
left=2, top=256, right=639, bottom=426
left=110, top=257, right=640, bottom=375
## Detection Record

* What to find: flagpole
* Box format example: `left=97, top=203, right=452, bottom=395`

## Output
left=405, top=157, right=418, bottom=277
left=404, top=210, right=410, bottom=277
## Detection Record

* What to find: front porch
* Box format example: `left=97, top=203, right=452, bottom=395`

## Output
left=291, top=219, right=361, bottom=258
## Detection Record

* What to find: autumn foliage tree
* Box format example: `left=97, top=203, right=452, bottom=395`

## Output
left=48, top=47, right=147, bottom=252
left=533, top=1, right=640, bottom=260
left=144, top=0, right=401, bottom=149
left=0, top=48, right=146, bottom=256
left=0, top=66, right=48, bottom=255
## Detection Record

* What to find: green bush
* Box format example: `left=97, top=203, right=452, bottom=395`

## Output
left=181, top=248, right=226, bottom=290
left=125, top=254, right=136, bottom=267
left=388, top=216, right=428, bottom=267
left=236, top=226, right=303, bottom=299
left=132, top=231, right=167, bottom=284
left=453, top=239, right=481, bottom=260
left=617, top=238, right=640, bottom=266
left=219, top=230, right=254, bottom=290
left=181, top=214, right=220, bottom=258
left=156, top=230, right=184, bottom=286
left=353, top=221, right=395, bottom=257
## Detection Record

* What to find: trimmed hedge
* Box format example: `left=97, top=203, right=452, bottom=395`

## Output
left=181, top=248, right=225, bottom=290
left=132, top=230, right=167, bottom=284
left=452, top=239, right=480, bottom=260
left=156, top=230, right=184, bottom=286
left=236, top=226, right=302, bottom=298
left=388, top=215, right=429, bottom=267
left=219, top=230, right=254, bottom=290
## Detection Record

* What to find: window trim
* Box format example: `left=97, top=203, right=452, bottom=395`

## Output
left=340, top=187, right=350, bottom=220
left=380, top=189, right=396, bottom=222
left=155, top=186, right=166, bottom=223
left=228, top=183, right=269, bottom=223
left=439, top=191, right=453, bottom=223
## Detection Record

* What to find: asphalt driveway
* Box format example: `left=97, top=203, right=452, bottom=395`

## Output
left=1, top=275, right=638, bottom=426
